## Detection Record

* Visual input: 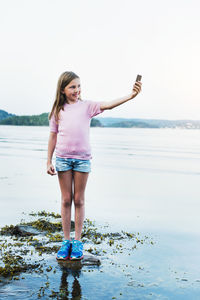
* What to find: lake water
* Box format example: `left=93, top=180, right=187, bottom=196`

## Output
left=0, top=125, right=200, bottom=299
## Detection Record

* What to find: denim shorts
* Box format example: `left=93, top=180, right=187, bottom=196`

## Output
left=55, top=156, right=91, bottom=173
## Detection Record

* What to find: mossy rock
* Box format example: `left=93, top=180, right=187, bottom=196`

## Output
left=57, top=253, right=101, bottom=269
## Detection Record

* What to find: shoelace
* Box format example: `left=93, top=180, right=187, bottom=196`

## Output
left=60, top=241, right=70, bottom=251
left=72, top=242, right=82, bottom=252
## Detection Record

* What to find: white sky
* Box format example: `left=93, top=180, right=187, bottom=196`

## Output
left=0, top=0, right=199, bottom=120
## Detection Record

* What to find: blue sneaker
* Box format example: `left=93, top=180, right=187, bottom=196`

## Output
left=70, top=239, right=84, bottom=260
left=56, top=239, right=71, bottom=260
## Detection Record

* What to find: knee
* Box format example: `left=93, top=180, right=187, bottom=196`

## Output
left=74, top=193, right=85, bottom=207
left=61, top=194, right=72, bottom=207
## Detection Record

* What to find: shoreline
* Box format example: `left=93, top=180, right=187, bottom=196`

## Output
left=1, top=211, right=200, bottom=299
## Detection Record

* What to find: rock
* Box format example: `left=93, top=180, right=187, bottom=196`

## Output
left=181, top=278, right=188, bottom=281
left=14, top=225, right=42, bottom=236
left=0, top=224, right=42, bottom=236
left=57, top=253, right=101, bottom=269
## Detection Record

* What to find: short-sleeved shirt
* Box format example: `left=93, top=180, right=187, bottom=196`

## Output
left=49, top=99, right=104, bottom=160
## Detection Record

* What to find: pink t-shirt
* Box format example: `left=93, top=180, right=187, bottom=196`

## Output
left=49, top=99, right=104, bottom=160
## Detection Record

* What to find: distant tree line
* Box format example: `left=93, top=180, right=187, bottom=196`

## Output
left=0, top=109, right=200, bottom=128
left=0, top=111, right=102, bottom=127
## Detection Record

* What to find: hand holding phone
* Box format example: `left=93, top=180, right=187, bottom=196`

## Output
left=132, top=75, right=142, bottom=98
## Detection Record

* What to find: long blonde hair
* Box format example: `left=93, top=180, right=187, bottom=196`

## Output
left=48, top=71, right=82, bottom=123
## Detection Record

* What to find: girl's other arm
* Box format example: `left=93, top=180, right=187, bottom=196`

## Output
left=47, top=132, right=57, bottom=175
left=100, top=81, right=142, bottom=110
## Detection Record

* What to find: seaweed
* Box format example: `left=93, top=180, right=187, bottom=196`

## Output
left=0, top=209, right=154, bottom=298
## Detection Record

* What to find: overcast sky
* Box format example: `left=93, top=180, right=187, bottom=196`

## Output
left=0, top=0, right=199, bottom=120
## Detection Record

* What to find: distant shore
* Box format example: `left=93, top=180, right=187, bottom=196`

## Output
left=0, top=109, right=200, bottom=128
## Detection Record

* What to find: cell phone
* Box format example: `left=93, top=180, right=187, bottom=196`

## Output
left=136, top=74, right=142, bottom=82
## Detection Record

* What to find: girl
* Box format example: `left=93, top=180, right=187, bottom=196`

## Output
left=47, top=71, right=142, bottom=261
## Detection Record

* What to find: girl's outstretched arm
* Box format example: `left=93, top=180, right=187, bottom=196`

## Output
left=100, top=81, right=142, bottom=110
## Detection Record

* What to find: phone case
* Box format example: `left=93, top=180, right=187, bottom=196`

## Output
left=136, top=75, right=142, bottom=82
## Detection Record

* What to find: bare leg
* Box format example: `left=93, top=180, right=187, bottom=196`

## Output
left=73, top=171, right=89, bottom=241
left=57, top=170, right=73, bottom=240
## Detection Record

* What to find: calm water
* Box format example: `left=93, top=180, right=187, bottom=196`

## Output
left=0, top=125, right=200, bottom=299
left=0, top=125, right=199, bottom=233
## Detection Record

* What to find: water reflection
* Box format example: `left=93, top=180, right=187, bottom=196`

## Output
left=57, top=262, right=82, bottom=299
left=57, top=260, right=99, bottom=300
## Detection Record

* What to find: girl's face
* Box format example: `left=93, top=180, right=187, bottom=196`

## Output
left=62, top=78, right=81, bottom=102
